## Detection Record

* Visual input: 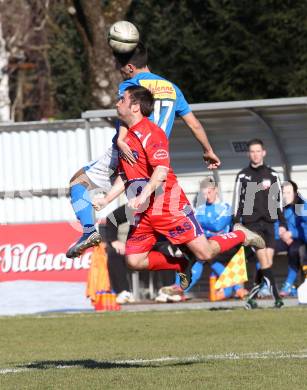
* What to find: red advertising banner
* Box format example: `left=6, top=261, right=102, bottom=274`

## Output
left=0, top=222, right=92, bottom=282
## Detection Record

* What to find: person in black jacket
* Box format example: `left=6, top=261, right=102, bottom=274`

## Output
left=233, top=138, right=285, bottom=309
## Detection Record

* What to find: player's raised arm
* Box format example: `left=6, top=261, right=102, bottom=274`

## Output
left=181, top=112, right=221, bottom=169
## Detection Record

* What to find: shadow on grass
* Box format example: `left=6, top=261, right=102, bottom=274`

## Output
left=19, top=359, right=197, bottom=370
left=208, top=307, right=236, bottom=311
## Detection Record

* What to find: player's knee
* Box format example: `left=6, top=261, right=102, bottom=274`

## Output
left=69, top=177, right=76, bottom=187
left=126, top=256, right=143, bottom=271
left=70, top=170, right=80, bottom=185
left=69, top=168, right=88, bottom=187
left=193, top=248, right=212, bottom=262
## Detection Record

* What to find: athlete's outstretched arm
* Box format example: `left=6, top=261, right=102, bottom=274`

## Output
left=93, top=175, right=125, bottom=211
left=181, top=112, right=221, bottom=169
left=128, top=166, right=169, bottom=211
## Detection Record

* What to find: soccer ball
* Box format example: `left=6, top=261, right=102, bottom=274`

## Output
left=108, top=21, right=139, bottom=53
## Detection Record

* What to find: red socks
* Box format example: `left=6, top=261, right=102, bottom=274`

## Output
left=209, top=231, right=245, bottom=252
left=147, top=232, right=245, bottom=270
left=147, top=251, right=188, bottom=272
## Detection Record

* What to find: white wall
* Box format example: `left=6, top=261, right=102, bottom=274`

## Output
left=0, top=120, right=116, bottom=223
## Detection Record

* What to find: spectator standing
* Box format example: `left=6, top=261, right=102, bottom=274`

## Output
left=233, top=138, right=285, bottom=309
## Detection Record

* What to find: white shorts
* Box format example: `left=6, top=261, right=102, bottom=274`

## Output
left=85, top=145, right=118, bottom=192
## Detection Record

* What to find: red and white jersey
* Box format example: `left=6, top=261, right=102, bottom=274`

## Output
left=118, top=117, right=189, bottom=215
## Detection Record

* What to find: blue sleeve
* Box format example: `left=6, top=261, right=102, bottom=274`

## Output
left=301, top=222, right=307, bottom=242
left=196, top=203, right=232, bottom=234
left=210, top=205, right=232, bottom=232
left=118, top=81, right=127, bottom=97
left=274, top=221, right=280, bottom=240
left=283, top=205, right=305, bottom=240
left=299, top=201, right=307, bottom=241
left=118, top=79, right=138, bottom=97
left=299, top=201, right=307, bottom=222
left=174, top=85, right=191, bottom=117
left=195, top=206, right=205, bottom=224
left=213, top=215, right=232, bottom=232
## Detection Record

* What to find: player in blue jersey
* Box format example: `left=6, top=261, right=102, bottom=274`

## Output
left=66, top=43, right=220, bottom=258
left=156, top=177, right=248, bottom=302
left=117, top=63, right=191, bottom=138
left=273, top=181, right=306, bottom=297
left=114, top=44, right=220, bottom=166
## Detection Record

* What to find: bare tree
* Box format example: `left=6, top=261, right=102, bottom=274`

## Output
left=0, top=14, right=10, bottom=121
left=66, top=0, right=132, bottom=108
left=0, top=0, right=55, bottom=121
left=0, top=0, right=132, bottom=120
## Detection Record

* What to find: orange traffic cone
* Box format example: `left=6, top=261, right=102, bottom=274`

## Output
left=86, top=244, right=121, bottom=311
left=94, top=291, right=121, bottom=311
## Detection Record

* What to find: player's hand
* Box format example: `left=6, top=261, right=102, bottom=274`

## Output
left=278, top=226, right=287, bottom=240
left=128, top=195, right=148, bottom=212
left=111, top=240, right=126, bottom=255
left=92, top=195, right=108, bottom=211
left=128, top=196, right=141, bottom=211
left=203, top=150, right=221, bottom=170
left=279, top=228, right=293, bottom=245
left=284, top=237, right=294, bottom=246
left=117, top=140, right=136, bottom=165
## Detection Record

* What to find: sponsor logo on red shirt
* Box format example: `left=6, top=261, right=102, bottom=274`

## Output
left=153, top=149, right=169, bottom=160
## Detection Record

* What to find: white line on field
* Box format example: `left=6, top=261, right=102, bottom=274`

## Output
left=0, top=368, right=29, bottom=374
left=1, top=350, right=307, bottom=375
left=115, top=351, right=307, bottom=364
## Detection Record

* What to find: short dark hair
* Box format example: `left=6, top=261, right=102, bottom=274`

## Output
left=114, top=42, right=148, bottom=68
left=282, top=180, right=298, bottom=194
left=247, top=138, right=264, bottom=149
left=126, top=85, right=154, bottom=117
left=282, top=180, right=303, bottom=204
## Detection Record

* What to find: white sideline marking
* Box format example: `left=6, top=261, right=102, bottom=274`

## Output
left=1, top=350, right=307, bottom=375
left=116, top=351, right=307, bottom=364
left=0, top=368, right=29, bottom=374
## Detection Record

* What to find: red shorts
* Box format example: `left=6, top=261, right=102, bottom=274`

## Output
left=125, top=207, right=204, bottom=255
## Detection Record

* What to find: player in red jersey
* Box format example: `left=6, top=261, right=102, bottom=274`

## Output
left=93, top=86, right=265, bottom=289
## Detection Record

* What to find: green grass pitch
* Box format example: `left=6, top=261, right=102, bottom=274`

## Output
left=0, top=307, right=306, bottom=389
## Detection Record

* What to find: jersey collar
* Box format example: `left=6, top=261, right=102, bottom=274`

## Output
left=129, top=117, right=148, bottom=134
